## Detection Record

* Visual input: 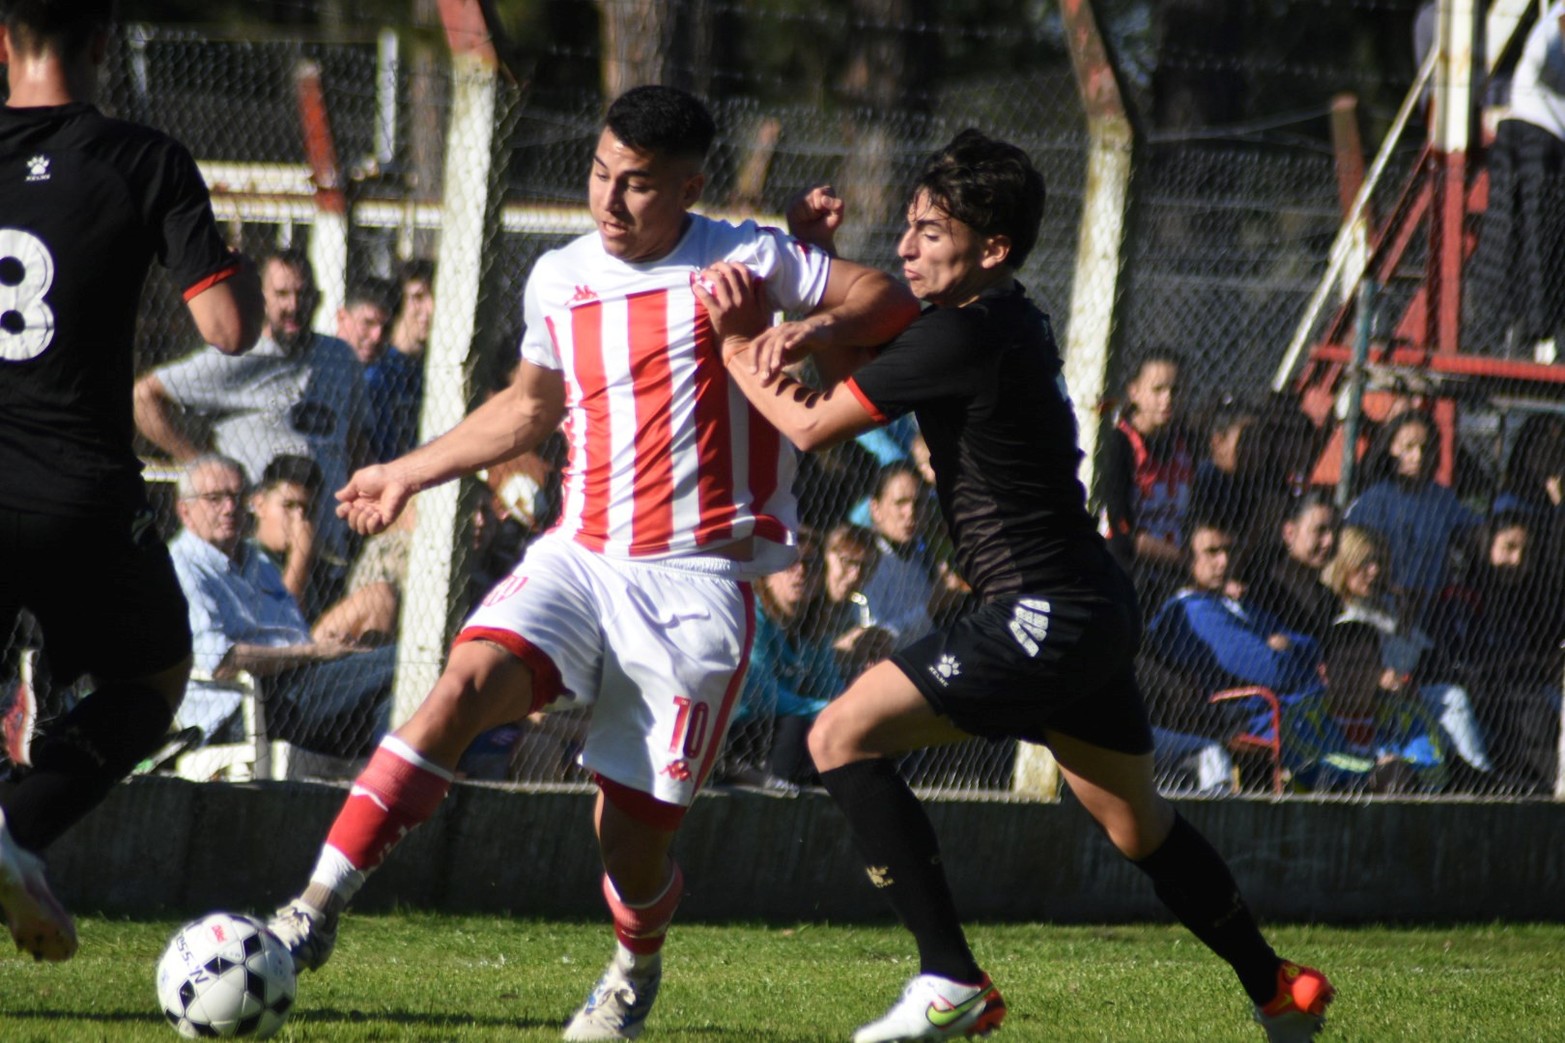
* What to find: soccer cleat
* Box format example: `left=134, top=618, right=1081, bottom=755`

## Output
left=0, top=812, right=76, bottom=961
left=1253, top=961, right=1335, bottom=1042
left=852, top=972, right=1007, bottom=1042
left=267, top=898, right=338, bottom=974
left=562, top=954, right=662, bottom=1041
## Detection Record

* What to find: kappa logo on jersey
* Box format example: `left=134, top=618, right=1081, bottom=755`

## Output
left=1008, top=598, right=1052, bottom=657
left=568, top=285, right=598, bottom=305
left=928, top=654, right=962, bottom=687
left=25, top=155, right=50, bottom=182
left=865, top=865, right=894, bottom=888
left=659, top=758, right=692, bottom=782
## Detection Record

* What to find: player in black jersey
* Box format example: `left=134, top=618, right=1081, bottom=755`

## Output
left=696, top=131, right=1334, bottom=1042
left=0, top=0, right=261, bottom=961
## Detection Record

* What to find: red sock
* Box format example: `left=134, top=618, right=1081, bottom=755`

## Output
left=324, top=736, right=453, bottom=873
left=603, top=862, right=684, bottom=955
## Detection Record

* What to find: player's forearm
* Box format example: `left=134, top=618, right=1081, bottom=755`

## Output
left=813, top=267, right=919, bottom=355
left=390, top=385, right=556, bottom=493
left=723, top=352, right=865, bottom=453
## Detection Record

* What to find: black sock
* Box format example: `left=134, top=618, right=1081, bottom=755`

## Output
left=1133, top=813, right=1280, bottom=1005
left=818, top=759, right=981, bottom=983
left=3, top=683, right=174, bottom=851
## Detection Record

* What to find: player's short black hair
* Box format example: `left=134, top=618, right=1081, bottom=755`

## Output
left=913, top=129, right=1046, bottom=269
left=2, top=0, right=114, bottom=56
left=603, top=85, right=716, bottom=163
left=257, top=454, right=322, bottom=497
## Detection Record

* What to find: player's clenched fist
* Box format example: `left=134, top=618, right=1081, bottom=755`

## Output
left=335, top=464, right=413, bottom=535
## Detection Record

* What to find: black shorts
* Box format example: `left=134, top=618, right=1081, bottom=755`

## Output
left=0, top=505, right=191, bottom=686
left=892, top=579, right=1154, bottom=756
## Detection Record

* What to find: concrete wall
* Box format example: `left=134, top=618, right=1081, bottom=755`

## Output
left=47, top=777, right=1565, bottom=922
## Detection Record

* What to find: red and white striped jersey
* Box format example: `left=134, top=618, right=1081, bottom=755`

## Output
left=520, top=214, right=831, bottom=573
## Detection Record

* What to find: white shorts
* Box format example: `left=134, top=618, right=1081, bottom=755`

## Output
left=460, top=532, right=754, bottom=808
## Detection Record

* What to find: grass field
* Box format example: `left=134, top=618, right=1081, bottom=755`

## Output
left=0, top=915, right=1561, bottom=1042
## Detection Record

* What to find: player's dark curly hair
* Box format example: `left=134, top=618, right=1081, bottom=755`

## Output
left=604, top=85, right=716, bottom=162
left=2, top=0, right=114, bottom=56
left=913, top=128, right=1046, bottom=269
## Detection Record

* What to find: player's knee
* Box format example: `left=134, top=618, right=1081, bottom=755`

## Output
left=806, top=705, right=854, bottom=772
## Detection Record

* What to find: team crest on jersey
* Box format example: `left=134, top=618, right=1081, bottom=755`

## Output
left=25, top=155, right=50, bottom=182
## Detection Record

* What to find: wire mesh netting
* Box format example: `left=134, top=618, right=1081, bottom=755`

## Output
left=2, top=0, right=1561, bottom=802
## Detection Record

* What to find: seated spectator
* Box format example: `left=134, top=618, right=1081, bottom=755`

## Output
left=730, top=532, right=845, bottom=788
left=1274, top=620, right=1449, bottom=794
left=1322, top=525, right=1493, bottom=779
left=1344, top=410, right=1479, bottom=620
left=1434, top=512, right=1563, bottom=791
left=134, top=247, right=369, bottom=577
left=1494, top=413, right=1565, bottom=572
left=365, top=259, right=435, bottom=462
left=819, top=523, right=896, bottom=679
left=1101, top=347, right=1195, bottom=606
left=248, top=454, right=342, bottom=622
left=857, top=463, right=941, bottom=648
left=168, top=456, right=393, bottom=760
left=1244, top=490, right=1340, bottom=642
left=1146, top=517, right=1322, bottom=703
left=335, top=277, right=396, bottom=366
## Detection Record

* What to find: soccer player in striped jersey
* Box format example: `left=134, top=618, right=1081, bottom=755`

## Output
left=696, top=130, right=1334, bottom=1042
left=265, top=85, right=918, bottom=1041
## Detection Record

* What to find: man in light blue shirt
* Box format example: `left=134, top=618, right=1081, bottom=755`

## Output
left=168, top=456, right=392, bottom=758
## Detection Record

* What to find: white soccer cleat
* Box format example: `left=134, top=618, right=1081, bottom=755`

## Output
left=0, top=812, right=76, bottom=961
left=562, top=953, right=662, bottom=1041
left=267, top=898, right=338, bottom=974
left=852, top=972, right=1006, bottom=1042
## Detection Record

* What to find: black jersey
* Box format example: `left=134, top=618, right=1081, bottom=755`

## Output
left=0, top=103, right=236, bottom=517
left=844, top=281, right=1113, bottom=598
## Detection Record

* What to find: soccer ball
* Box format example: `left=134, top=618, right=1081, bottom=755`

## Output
left=156, top=913, right=296, bottom=1039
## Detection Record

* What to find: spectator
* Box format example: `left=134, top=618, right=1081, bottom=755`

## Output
left=730, top=531, right=846, bottom=788
left=1189, top=399, right=1258, bottom=540
left=1465, top=2, right=1565, bottom=357
left=1146, top=517, right=1322, bottom=703
left=1245, top=490, right=1340, bottom=642
left=857, top=463, right=940, bottom=648
left=169, top=456, right=393, bottom=761
left=1344, top=410, right=1479, bottom=618
left=248, top=454, right=339, bottom=622
left=1494, top=413, right=1565, bottom=572
left=819, top=523, right=896, bottom=679
left=134, top=247, right=370, bottom=574
left=365, top=259, right=435, bottom=462
left=1100, top=347, right=1194, bottom=604
left=1434, top=512, right=1563, bottom=791
left=1321, top=525, right=1493, bottom=780
left=335, top=278, right=395, bottom=366
left=1274, top=620, right=1450, bottom=794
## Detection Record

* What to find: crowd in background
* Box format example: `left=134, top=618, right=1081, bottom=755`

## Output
left=4, top=258, right=1563, bottom=796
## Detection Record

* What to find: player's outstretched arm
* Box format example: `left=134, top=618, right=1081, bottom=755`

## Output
left=696, top=262, right=879, bottom=453
left=336, top=360, right=566, bottom=535
left=186, top=253, right=264, bottom=356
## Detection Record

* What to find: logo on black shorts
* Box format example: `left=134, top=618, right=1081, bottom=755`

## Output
left=928, top=654, right=962, bottom=687
left=1008, top=598, right=1051, bottom=657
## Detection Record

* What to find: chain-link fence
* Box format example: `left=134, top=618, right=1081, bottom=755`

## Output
left=4, top=0, right=1560, bottom=802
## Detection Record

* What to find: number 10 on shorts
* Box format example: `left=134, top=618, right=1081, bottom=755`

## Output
left=668, top=695, right=710, bottom=758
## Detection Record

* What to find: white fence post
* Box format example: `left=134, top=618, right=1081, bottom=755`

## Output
left=389, top=12, right=503, bottom=727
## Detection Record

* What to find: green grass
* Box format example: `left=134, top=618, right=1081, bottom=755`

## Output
left=1, top=916, right=1562, bottom=1041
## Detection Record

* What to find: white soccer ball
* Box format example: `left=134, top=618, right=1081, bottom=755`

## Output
left=156, top=913, right=297, bottom=1039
